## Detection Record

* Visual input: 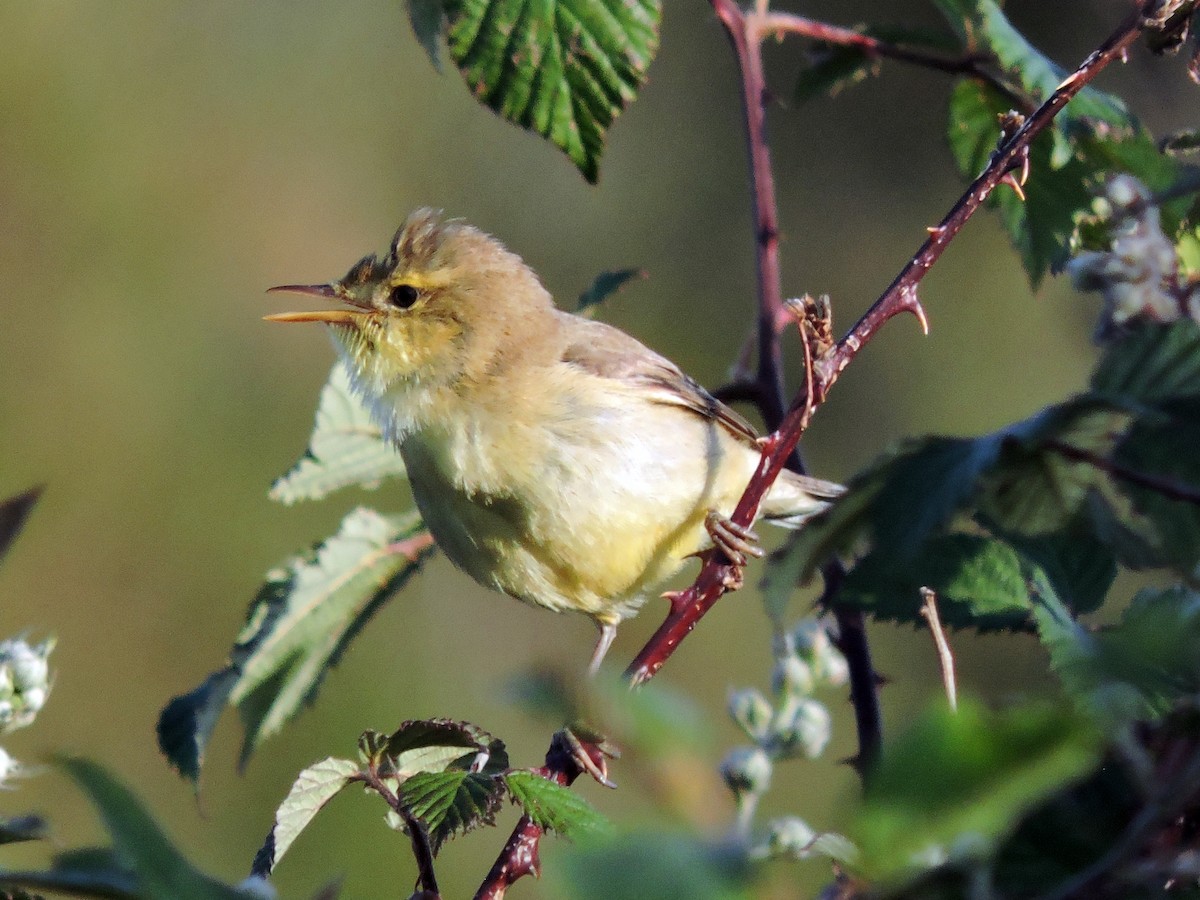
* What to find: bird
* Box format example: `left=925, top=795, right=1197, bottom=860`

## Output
left=266, top=209, right=841, bottom=673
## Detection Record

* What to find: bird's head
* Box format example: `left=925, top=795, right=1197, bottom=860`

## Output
left=267, top=209, right=554, bottom=395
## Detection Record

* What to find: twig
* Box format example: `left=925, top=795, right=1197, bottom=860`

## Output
left=919, top=588, right=957, bottom=712
left=359, top=769, right=441, bottom=898
left=1047, top=440, right=1200, bottom=505
left=815, top=1, right=1149, bottom=394
left=630, top=0, right=1153, bottom=683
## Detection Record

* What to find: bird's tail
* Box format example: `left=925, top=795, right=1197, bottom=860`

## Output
left=759, top=470, right=844, bottom=529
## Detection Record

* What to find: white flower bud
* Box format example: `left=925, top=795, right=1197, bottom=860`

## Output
left=720, top=746, right=772, bottom=797
left=775, top=698, right=832, bottom=760
left=727, top=688, right=772, bottom=740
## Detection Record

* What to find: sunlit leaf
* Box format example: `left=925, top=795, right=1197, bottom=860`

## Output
left=252, top=756, right=359, bottom=877
left=58, top=757, right=252, bottom=899
left=383, top=718, right=509, bottom=777
left=504, top=770, right=610, bottom=838
left=400, top=770, right=502, bottom=852
left=855, top=700, right=1102, bottom=882
left=444, top=0, right=661, bottom=183
left=158, top=509, right=434, bottom=782
left=270, top=361, right=406, bottom=505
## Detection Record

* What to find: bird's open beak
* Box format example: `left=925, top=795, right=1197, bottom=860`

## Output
left=264, top=283, right=373, bottom=325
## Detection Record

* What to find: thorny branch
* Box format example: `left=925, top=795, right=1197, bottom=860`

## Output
left=477, top=1, right=1164, bottom=895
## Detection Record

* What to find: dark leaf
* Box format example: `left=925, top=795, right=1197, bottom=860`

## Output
left=577, top=268, right=645, bottom=312
left=400, top=770, right=502, bottom=852
left=444, top=0, right=661, bottom=183
left=0, top=487, right=42, bottom=568
left=0, top=815, right=47, bottom=846
left=839, top=534, right=1035, bottom=631
left=383, top=718, right=508, bottom=777
left=408, top=0, right=445, bottom=72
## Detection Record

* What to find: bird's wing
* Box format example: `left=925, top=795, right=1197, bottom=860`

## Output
left=558, top=315, right=761, bottom=446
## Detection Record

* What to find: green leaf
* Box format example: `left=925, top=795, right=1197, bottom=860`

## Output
left=383, top=718, right=509, bottom=777
left=1091, top=320, right=1200, bottom=407
left=0, top=486, right=41, bottom=568
left=504, top=770, right=610, bottom=838
left=444, top=0, right=661, bottom=183
left=252, top=756, right=359, bottom=877
left=157, top=509, right=434, bottom=782
left=156, top=669, right=239, bottom=786
left=58, top=758, right=252, bottom=900
left=995, top=526, right=1115, bottom=616
left=948, top=80, right=1096, bottom=285
left=839, top=534, right=1035, bottom=631
left=408, top=0, right=445, bottom=71
left=1036, top=584, right=1200, bottom=722
left=0, top=848, right=140, bottom=900
left=766, top=434, right=1004, bottom=595
left=400, top=770, right=502, bottom=852
left=0, top=815, right=47, bottom=845
left=270, top=361, right=407, bottom=505
left=855, top=700, right=1103, bottom=882
left=577, top=268, right=644, bottom=312
left=977, top=399, right=1130, bottom=535
left=1111, top=413, right=1200, bottom=571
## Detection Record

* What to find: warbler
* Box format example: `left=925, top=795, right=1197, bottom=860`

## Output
left=267, top=210, right=841, bottom=672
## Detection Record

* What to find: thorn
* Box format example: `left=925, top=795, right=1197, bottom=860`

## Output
left=900, top=287, right=931, bottom=335
left=660, top=590, right=689, bottom=613
left=999, top=171, right=1027, bottom=202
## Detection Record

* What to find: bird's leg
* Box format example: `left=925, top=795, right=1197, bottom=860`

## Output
left=588, top=621, right=618, bottom=677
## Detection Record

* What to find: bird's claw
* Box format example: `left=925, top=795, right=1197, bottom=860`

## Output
left=704, top=510, right=763, bottom=571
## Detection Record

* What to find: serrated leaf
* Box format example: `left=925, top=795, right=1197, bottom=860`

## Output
left=504, top=770, right=610, bottom=838
left=252, top=757, right=359, bottom=877
left=948, top=80, right=1096, bottom=285
left=1091, top=320, right=1200, bottom=406
left=400, top=770, right=502, bottom=852
left=0, top=486, right=41, bottom=568
left=855, top=700, right=1102, bottom=882
left=839, top=534, right=1035, bottom=632
left=937, top=0, right=1130, bottom=129
left=994, top=525, right=1115, bottom=616
left=58, top=758, right=252, bottom=900
left=270, top=361, right=407, bottom=505
left=577, top=268, right=644, bottom=312
left=977, top=399, right=1131, bottom=535
left=157, top=509, right=434, bottom=783
left=766, top=434, right=1004, bottom=596
left=444, top=0, right=661, bottom=183
left=1035, top=584, right=1200, bottom=722
left=384, top=718, right=509, bottom=777
left=1110, top=413, right=1200, bottom=571
left=408, top=0, right=445, bottom=72
left=0, top=815, right=47, bottom=846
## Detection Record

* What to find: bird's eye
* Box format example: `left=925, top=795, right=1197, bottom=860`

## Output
left=388, top=284, right=420, bottom=309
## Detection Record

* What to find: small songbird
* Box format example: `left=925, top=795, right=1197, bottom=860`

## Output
left=267, top=210, right=841, bottom=672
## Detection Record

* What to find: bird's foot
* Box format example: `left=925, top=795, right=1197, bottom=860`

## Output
left=704, top=510, right=763, bottom=570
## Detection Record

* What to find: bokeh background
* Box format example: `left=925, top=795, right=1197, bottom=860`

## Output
left=0, top=1, right=1194, bottom=897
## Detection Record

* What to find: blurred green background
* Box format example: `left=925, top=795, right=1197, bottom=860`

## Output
left=0, top=1, right=1194, bottom=897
